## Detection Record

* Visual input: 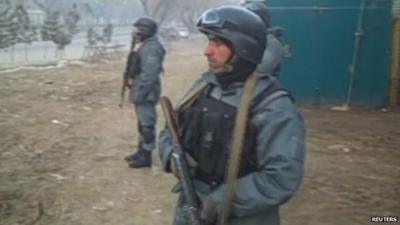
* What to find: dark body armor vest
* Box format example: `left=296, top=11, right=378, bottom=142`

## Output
left=178, top=87, right=257, bottom=187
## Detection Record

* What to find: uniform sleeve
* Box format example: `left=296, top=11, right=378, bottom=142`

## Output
left=209, top=97, right=306, bottom=218
left=256, top=35, right=285, bottom=76
left=138, top=43, right=164, bottom=94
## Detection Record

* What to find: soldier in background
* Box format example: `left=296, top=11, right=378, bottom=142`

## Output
left=123, top=17, right=165, bottom=168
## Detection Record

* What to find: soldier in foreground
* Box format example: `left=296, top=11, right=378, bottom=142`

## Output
left=159, top=5, right=305, bottom=225
left=123, top=17, right=165, bottom=168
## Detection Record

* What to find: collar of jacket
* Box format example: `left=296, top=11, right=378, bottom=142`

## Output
left=140, top=35, right=158, bottom=44
left=201, top=71, right=271, bottom=92
left=200, top=71, right=277, bottom=108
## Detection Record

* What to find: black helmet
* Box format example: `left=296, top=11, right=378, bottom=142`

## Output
left=197, top=6, right=266, bottom=64
left=133, top=17, right=157, bottom=38
left=242, top=1, right=271, bottom=28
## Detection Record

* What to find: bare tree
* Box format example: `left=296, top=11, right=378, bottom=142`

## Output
left=136, top=0, right=237, bottom=31
left=175, top=0, right=237, bottom=32
left=57, top=0, right=242, bottom=31
left=137, top=0, right=175, bottom=26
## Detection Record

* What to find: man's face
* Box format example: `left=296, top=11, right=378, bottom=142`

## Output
left=132, top=26, right=142, bottom=39
left=204, top=35, right=233, bottom=69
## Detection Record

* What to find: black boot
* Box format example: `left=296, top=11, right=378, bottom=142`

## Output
left=124, top=150, right=142, bottom=162
left=127, top=150, right=152, bottom=168
left=124, top=140, right=144, bottom=162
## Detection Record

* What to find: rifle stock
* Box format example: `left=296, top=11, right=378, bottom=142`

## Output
left=160, top=96, right=202, bottom=225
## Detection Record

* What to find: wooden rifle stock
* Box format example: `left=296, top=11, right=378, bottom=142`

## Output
left=160, top=96, right=203, bottom=225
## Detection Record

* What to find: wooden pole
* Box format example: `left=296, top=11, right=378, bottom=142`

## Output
left=390, top=18, right=400, bottom=107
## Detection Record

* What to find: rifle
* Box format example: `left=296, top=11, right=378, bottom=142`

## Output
left=160, top=96, right=202, bottom=225
left=119, top=35, right=137, bottom=108
left=119, top=68, right=132, bottom=108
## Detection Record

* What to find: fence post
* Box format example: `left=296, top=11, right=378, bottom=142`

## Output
left=390, top=18, right=400, bottom=106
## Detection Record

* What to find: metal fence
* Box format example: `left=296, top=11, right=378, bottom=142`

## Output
left=268, top=0, right=393, bottom=106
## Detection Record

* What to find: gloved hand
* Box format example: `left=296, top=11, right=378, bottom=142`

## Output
left=170, top=152, right=197, bottom=179
left=199, top=195, right=218, bottom=225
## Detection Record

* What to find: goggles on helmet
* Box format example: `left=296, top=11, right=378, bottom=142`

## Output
left=245, top=2, right=263, bottom=11
left=197, top=9, right=223, bottom=28
left=196, top=9, right=238, bottom=32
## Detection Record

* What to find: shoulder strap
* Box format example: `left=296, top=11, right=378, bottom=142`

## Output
left=176, top=81, right=209, bottom=111
left=220, top=74, right=257, bottom=225
left=251, top=79, right=294, bottom=109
